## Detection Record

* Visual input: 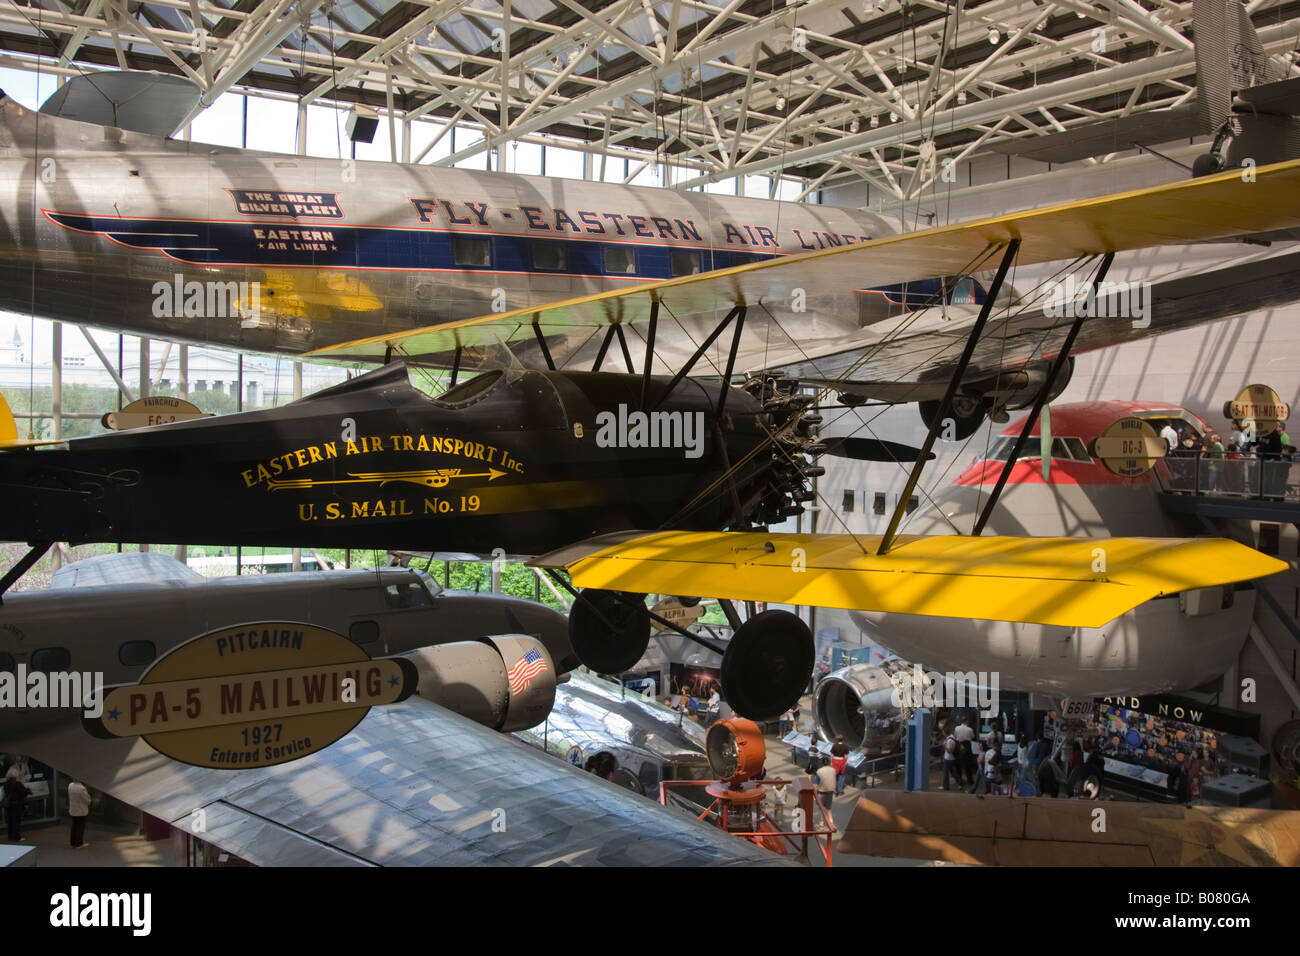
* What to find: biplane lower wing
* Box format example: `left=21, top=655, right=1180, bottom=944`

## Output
left=533, top=530, right=1288, bottom=629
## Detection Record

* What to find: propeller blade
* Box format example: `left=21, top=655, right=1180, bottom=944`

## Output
left=819, top=436, right=935, bottom=462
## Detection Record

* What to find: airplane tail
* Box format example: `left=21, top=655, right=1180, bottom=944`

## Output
left=1192, top=0, right=1289, bottom=133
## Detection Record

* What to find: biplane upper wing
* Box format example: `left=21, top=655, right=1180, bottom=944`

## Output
left=309, top=158, right=1300, bottom=373
left=533, top=531, right=1288, bottom=629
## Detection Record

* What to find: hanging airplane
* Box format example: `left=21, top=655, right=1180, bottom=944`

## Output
left=2, top=27, right=1300, bottom=724
left=0, top=551, right=779, bottom=866
left=815, top=400, right=1281, bottom=748
left=3, top=11, right=1300, bottom=443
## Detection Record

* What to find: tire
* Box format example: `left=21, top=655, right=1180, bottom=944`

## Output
left=568, top=589, right=650, bottom=674
left=720, top=610, right=813, bottom=720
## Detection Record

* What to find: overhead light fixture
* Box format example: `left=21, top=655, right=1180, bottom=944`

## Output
left=956, top=89, right=967, bottom=104
left=988, top=26, right=1000, bottom=44
left=776, top=95, right=786, bottom=110
left=345, top=104, right=378, bottom=144
left=870, top=113, right=879, bottom=127
left=889, top=110, right=898, bottom=122
left=850, top=117, right=860, bottom=133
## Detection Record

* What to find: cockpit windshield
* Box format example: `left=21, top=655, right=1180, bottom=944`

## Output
left=438, top=370, right=503, bottom=404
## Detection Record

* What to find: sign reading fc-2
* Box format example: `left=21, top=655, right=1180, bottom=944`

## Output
left=0, top=364, right=813, bottom=554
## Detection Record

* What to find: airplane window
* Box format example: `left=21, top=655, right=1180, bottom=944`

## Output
left=605, top=246, right=636, bottom=274
left=533, top=242, right=566, bottom=271
left=440, top=371, right=502, bottom=403
left=386, top=581, right=433, bottom=609
left=949, top=277, right=976, bottom=304
left=31, top=647, right=71, bottom=673
left=873, top=492, right=886, bottom=515
left=671, top=250, right=701, bottom=276
left=349, top=621, right=380, bottom=645
left=906, top=495, right=919, bottom=514
left=412, top=568, right=443, bottom=598
left=453, top=237, right=492, bottom=268
left=984, top=435, right=1091, bottom=462
left=842, top=490, right=855, bottom=512
left=118, top=641, right=156, bottom=667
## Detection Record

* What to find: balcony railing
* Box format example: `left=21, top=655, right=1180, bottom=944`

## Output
left=1153, top=455, right=1300, bottom=501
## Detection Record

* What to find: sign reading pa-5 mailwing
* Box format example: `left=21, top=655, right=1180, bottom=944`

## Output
left=84, top=622, right=416, bottom=770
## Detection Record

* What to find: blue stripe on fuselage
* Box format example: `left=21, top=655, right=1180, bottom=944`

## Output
left=46, top=213, right=778, bottom=278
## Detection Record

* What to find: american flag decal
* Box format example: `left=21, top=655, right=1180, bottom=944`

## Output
left=507, top=648, right=547, bottom=696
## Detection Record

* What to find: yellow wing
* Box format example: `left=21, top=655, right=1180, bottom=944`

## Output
left=533, top=530, right=1286, bottom=629
left=309, top=157, right=1300, bottom=362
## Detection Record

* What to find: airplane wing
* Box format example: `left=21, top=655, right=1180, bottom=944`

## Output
left=16, top=694, right=780, bottom=866
left=533, top=531, right=1287, bottom=629
left=771, top=245, right=1300, bottom=398
left=308, top=158, right=1300, bottom=375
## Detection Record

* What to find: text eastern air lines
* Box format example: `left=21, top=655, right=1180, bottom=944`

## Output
left=410, top=196, right=711, bottom=243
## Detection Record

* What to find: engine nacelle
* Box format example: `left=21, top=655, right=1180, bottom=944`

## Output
left=814, top=663, right=902, bottom=751
left=995, top=357, right=1075, bottom=412
left=399, top=634, right=556, bottom=733
left=918, top=358, right=1074, bottom=439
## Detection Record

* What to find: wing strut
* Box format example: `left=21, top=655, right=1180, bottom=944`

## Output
left=716, top=305, right=747, bottom=418
left=878, top=239, right=1021, bottom=555
left=614, top=324, right=635, bottom=373
left=531, top=320, right=556, bottom=371
left=592, top=323, right=617, bottom=371
left=972, top=251, right=1114, bottom=536
left=640, top=298, right=661, bottom=408
left=448, top=345, right=463, bottom=389
left=0, top=541, right=51, bottom=604
left=655, top=305, right=746, bottom=409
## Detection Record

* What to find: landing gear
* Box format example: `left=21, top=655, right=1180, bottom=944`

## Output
left=567, top=588, right=650, bottom=674
left=919, top=392, right=991, bottom=441
left=720, top=610, right=813, bottom=721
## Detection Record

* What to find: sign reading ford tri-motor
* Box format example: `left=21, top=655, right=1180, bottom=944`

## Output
left=1224, top=384, right=1290, bottom=433
left=85, top=623, right=416, bottom=769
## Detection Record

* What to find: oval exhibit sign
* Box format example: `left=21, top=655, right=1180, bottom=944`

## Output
left=103, top=396, right=208, bottom=431
left=1223, top=384, right=1290, bottom=434
left=1089, top=417, right=1165, bottom=477
left=84, top=622, right=416, bottom=769
left=650, top=597, right=705, bottom=631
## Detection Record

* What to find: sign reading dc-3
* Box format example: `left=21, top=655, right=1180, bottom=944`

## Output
left=85, top=623, right=416, bottom=769
left=1090, top=417, right=1166, bottom=477
left=103, top=396, right=208, bottom=431
left=1224, top=384, right=1290, bottom=434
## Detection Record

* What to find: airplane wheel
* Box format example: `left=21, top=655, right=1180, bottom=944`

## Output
left=721, top=610, right=813, bottom=721
left=676, top=596, right=701, bottom=607
left=920, top=393, right=990, bottom=441
left=568, top=589, right=650, bottom=674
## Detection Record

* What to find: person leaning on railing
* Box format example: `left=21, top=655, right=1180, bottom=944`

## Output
left=1205, top=432, right=1225, bottom=493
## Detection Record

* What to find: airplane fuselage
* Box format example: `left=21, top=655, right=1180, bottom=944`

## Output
left=0, top=362, right=807, bottom=555
left=0, top=95, right=894, bottom=358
